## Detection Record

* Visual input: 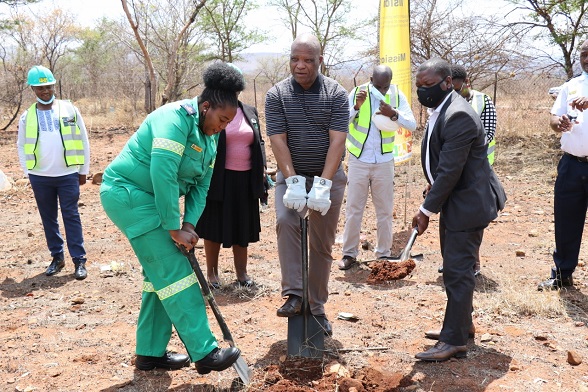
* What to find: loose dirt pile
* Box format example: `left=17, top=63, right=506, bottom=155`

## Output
left=367, top=259, right=417, bottom=283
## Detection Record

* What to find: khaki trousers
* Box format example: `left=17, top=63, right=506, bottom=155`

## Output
left=342, top=156, right=394, bottom=259
left=274, top=167, right=346, bottom=316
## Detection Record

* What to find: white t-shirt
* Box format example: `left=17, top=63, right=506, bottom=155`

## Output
left=551, top=74, right=588, bottom=157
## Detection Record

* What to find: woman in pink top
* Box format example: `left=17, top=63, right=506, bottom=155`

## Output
left=196, top=98, right=266, bottom=288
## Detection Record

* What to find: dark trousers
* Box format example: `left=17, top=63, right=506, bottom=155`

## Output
left=552, top=153, right=588, bottom=278
left=438, top=214, right=484, bottom=346
left=29, top=173, right=86, bottom=262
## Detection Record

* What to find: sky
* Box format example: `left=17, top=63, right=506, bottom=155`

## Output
left=10, top=0, right=381, bottom=55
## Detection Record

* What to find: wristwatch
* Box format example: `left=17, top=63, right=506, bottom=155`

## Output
left=390, top=112, right=399, bottom=121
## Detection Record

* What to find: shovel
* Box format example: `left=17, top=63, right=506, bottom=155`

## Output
left=398, top=227, right=419, bottom=262
left=178, top=246, right=251, bottom=385
left=287, top=216, right=325, bottom=358
left=361, top=228, right=421, bottom=264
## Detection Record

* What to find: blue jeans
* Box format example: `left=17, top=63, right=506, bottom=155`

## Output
left=29, top=173, right=86, bottom=263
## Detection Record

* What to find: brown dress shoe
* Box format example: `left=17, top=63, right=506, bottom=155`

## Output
left=425, top=324, right=475, bottom=340
left=276, top=295, right=302, bottom=317
left=338, top=255, right=357, bottom=270
left=415, top=341, right=467, bottom=361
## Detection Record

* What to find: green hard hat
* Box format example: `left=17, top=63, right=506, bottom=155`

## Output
left=27, top=65, right=56, bottom=86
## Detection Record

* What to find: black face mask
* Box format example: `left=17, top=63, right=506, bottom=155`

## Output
left=417, top=79, right=450, bottom=108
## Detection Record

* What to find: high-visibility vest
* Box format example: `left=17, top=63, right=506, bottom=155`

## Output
left=347, top=83, right=399, bottom=158
left=24, top=100, right=85, bottom=170
left=470, top=90, right=495, bottom=165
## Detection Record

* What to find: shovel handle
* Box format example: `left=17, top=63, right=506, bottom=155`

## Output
left=177, top=245, right=236, bottom=346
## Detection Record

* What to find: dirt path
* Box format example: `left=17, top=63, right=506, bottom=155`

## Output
left=1, top=130, right=587, bottom=392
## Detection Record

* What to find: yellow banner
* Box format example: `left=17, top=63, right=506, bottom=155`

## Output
left=379, top=0, right=412, bottom=164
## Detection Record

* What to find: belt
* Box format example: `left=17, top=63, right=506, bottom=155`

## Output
left=565, top=152, right=588, bottom=163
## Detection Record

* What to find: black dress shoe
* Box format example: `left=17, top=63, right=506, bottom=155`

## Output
left=195, top=347, right=240, bottom=374
left=276, top=295, right=302, bottom=317
left=74, top=263, right=87, bottom=280
left=237, top=279, right=255, bottom=288
left=135, top=351, right=190, bottom=370
left=45, top=256, right=65, bottom=276
left=415, top=341, right=467, bottom=361
left=537, top=276, right=574, bottom=291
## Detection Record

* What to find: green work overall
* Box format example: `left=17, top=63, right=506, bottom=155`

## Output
left=100, top=98, right=218, bottom=362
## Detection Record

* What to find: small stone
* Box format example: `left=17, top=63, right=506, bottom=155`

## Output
left=574, top=321, right=585, bottom=327
left=515, top=250, right=525, bottom=257
left=480, top=333, right=493, bottom=342
left=328, top=363, right=350, bottom=377
left=509, top=364, right=521, bottom=371
left=567, top=350, right=583, bottom=366
left=578, top=260, right=586, bottom=267
left=72, top=297, right=85, bottom=304
left=528, top=230, right=539, bottom=237
left=534, top=334, right=548, bottom=341
left=6, top=377, right=15, bottom=384
left=27, top=232, right=34, bottom=237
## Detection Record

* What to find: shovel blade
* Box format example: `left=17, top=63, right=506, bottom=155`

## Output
left=232, top=356, right=251, bottom=385
left=287, top=314, right=325, bottom=358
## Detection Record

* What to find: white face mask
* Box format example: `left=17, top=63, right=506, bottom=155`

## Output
left=369, top=83, right=387, bottom=102
left=37, top=94, right=55, bottom=105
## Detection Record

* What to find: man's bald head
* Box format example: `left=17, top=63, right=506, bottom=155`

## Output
left=373, top=65, right=392, bottom=80
left=291, top=33, right=322, bottom=56
left=371, top=65, right=393, bottom=95
left=289, top=33, right=323, bottom=90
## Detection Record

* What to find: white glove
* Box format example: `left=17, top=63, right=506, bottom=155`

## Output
left=306, top=176, right=332, bottom=216
left=283, top=175, right=307, bottom=212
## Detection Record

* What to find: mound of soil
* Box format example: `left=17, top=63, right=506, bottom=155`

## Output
left=254, top=358, right=405, bottom=392
left=367, top=259, right=416, bottom=283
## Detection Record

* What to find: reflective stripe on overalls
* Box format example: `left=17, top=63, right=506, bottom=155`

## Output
left=24, top=100, right=85, bottom=170
left=347, top=84, right=399, bottom=158
left=470, top=91, right=495, bottom=165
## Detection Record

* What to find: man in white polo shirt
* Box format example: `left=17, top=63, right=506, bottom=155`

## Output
left=538, top=39, right=588, bottom=291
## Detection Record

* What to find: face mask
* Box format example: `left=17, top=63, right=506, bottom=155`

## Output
left=417, top=79, right=450, bottom=108
left=37, top=94, right=55, bottom=105
left=369, top=83, right=387, bottom=102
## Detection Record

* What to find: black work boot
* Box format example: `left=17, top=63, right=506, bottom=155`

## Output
left=73, top=258, right=88, bottom=280
left=195, top=347, right=240, bottom=374
left=45, top=254, right=65, bottom=276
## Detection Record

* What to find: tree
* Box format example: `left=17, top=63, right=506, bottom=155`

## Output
left=199, top=0, right=265, bottom=63
left=121, top=0, right=209, bottom=110
left=257, top=54, right=290, bottom=85
left=0, top=5, right=80, bottom=130
left=410, top=0, right=529, bottom=90
left=269, top=0, right=360, bottom=76
left=505, top=0, right=588, bottom=78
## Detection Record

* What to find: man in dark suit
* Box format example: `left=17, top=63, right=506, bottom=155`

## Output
left=412, top=58, right=506, bottom=361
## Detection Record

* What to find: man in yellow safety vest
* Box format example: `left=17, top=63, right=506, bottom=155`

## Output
left=17, top=65, right=90, bottom=280
left=338, top=65, right=416, bottom=270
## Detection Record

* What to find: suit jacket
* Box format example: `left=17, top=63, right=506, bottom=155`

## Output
left=421, top=91, right=506, bottom=232
left=206, top=101, right=267, bottom=201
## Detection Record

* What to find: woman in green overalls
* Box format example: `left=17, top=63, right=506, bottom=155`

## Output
left=100, top=62, right=245, bottom=374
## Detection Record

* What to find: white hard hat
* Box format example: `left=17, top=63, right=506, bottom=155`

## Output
left=371, top=113, right=398, bottom=131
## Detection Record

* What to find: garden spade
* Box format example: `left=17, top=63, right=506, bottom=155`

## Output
left=178, top=245, right=251, bottom=385
left=398, top=227, right=419, bottom=262
left=287, top=216, right=325, bottom=358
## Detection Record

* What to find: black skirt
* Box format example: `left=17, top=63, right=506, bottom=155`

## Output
left=196, top=169, right=261, bottom=248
